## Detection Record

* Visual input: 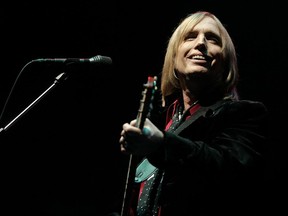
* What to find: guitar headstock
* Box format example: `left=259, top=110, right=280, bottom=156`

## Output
left=136, top=76, right=158, bottom=129
left=145, top=76, right=157, bottom=89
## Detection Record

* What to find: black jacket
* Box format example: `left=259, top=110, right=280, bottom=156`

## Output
left=147, top=99, right=270, bottom=215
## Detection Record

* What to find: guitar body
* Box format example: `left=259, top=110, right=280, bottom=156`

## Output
left=120, top=76, right=158, bottom=216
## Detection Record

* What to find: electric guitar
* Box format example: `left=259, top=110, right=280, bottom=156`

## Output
left=120, top=76, right=158, bottom=216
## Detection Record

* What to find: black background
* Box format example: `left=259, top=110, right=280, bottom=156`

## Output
left=0, top=1, right=287, bottom=215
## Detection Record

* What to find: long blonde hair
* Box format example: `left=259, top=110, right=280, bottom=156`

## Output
left=160, top=11, right=239, bottom=107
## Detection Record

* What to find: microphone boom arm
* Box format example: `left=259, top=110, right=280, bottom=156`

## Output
left=0, top=72, right=67, bottom=133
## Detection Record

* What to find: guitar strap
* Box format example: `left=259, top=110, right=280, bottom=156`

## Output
left=173, top=99, right=228, bottom=134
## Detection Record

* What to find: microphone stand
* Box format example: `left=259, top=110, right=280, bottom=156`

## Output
left=0, top=72, right=68, bottom=134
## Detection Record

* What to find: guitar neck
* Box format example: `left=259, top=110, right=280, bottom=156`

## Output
left=120, top=76, right=157, bottom=216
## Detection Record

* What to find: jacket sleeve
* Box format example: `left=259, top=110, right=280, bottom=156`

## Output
left=147, top=100, right=269, bottom=175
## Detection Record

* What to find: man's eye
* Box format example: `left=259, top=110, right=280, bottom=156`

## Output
left=206, top=34, right=221, bottom=44
left=185, top=34, right=197, bottom=40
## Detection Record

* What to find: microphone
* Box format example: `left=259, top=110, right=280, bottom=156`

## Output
left=33, top=55, right=112, bottom=65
